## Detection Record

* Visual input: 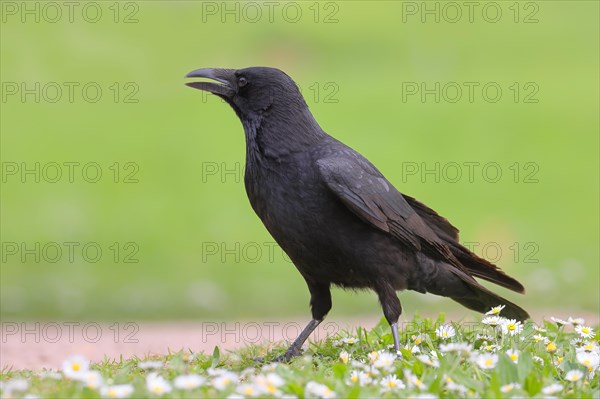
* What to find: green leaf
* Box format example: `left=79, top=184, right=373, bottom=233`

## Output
left=211, top=346, right=220, bottom=368
left=524, top=370, right=543, bottom=396
left=332, top=363, right=348, bottom=379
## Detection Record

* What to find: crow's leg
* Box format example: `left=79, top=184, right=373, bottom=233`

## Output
left=274, top=281, right=332, bottom=362
left=375, top=282, right=403, bottom=356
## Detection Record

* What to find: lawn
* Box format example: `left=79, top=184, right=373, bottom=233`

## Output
left=1, top=312, right=598, bottom=398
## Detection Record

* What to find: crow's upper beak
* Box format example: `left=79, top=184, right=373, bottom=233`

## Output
left=185, top=68, right=236, bottom=98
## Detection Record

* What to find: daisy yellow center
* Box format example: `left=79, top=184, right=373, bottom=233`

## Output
left=485, top=359, right=494, bottom=367
left=510, top=354, right=518, bottom=361
left=72, top=363, right=81, bottom=371
left=244, top=387, right=254, bottom=395
left=547, top=342, right=557, bottom=352
left=267, top=385, right=277, bottom=394
left=582, top=327, right=590, bottom=334
left=388, top=381, right=397, bottom=388
left=443, top=332, right=448, bottom=337
left=508, top=324, right=516, bottom=331
left=152, top=385, right=164, bottom=394
left=107, top=388, right=117, bottom=398
left=351, top=375, right=358, bottom=382
left=584, top=345, right=593, bottom=350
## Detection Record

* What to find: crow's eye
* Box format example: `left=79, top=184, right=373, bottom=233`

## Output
left=238, top=77, right=248, bottom=87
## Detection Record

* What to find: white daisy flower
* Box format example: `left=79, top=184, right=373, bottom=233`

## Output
left=550, top=317, right=570, bottom=325
left=1, top=378, right=29, bottom=393
left=575, top=325, right=595, bottom=338
left=579, top=341, right=599, bottom=353
left=416, top=354, right=439, bottom=368
left=83, top=370, right=103, bottom=390
left=568, top=317, right=585, bottom=325
left=236, top=383, right=259, bottom=397
left=445, top=378, right=468, bottom=394
left=532, top=334, right=549, bottom=343
left=101, top=384, right=134, bottom=398
left=174, top=374, right=205, bottom=390
left=348, top=370, right=372, bottom=386
left=380, top=375, right=405, bottom=391
left=212, top=371, right=238, bottom=391
left=576, top=351, right=600, bottom=371
left=181, top=352, right=197, bottom=362
left=339, top=351, right=350, bottom=364
left=367, top=351, right=379, bottom=364
left=486, top=305, right=506, bottom=315
left=405, top=370, right=427, bottom=390
left=146, top=373, right=172, bottom=395
left=500, top=319, right=523, bottom=336
left=412, top=334, right=426, bottom=345
left=373, top=351, right=397, bottom=370
left=254, top=373, right=284, bottom=396
left=532, top=355, right=545, bottom=365
left=305, top=381, right=336, bottom=398
left=564, top=369, right=584, bottom=382
left=481, top=316, right=501, bottom=326
left=500, top=383, right=520, bottom=393
left=506, top=349, right=520, bottom=364
left=439, top=342, right=473, bottom=356
left=62, top=355, right=90, bottom=380
left=435, top=324, right=456, bottom=340
left=571, top=337, right=584, bottom=347
left=480, top=342, right=501, bottom=352
left=341, top=337, right=357, bottom=345
left=533, top=325, right=547, bottom=332
left=138, top=360, right=163, bottom=370
left=475, top=353, right=498, bottom=369
left=541, top=383, right=563, bottom=395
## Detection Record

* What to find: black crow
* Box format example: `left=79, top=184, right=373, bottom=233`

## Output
left=185, top=67, right=528, bottom=360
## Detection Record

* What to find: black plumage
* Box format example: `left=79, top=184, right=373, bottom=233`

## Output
left=185, top=67, right=528, bottom=360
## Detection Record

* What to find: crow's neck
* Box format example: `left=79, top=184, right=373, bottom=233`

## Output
left=241, top=106, right=326, bottom=160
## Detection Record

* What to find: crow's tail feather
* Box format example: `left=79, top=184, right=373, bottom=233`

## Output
left=452, top=283, right=529, bottom=321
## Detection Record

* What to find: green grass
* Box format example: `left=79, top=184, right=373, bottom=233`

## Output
left=2, top=313, right=598, bottom=398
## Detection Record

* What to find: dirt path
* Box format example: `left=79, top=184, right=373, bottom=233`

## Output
left=2, top=311, right=596, bottom=370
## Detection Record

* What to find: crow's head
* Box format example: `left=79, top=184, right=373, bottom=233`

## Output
left=185, top=67, right=306, bottom=120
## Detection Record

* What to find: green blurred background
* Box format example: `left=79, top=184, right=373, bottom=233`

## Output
left=1, top=1, right=598, bottom=322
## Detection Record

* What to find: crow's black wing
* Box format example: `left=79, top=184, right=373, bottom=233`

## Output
left=316, top=156, right=469, bottom=271
left=317, top=155, right=525, bottom=293
left=402, top=195, right=460, bottom=242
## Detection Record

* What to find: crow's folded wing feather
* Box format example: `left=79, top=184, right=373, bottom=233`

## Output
left=317, top=156, right=525, bottom=293
left=402, top=195, right=460, bottom=242
left=316, top=156, right=470, bottom=273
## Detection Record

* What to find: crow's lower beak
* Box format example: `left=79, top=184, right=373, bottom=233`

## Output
left=185, top=68, right=236, bottom=98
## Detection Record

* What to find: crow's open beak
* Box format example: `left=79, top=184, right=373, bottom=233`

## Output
left=185, top=68, right=236, bottom=98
